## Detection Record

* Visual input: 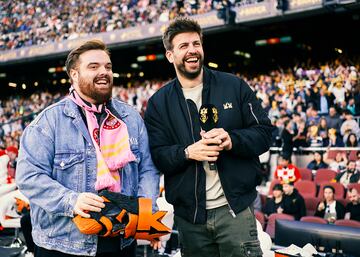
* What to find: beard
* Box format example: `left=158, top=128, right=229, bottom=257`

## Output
left=78, top=73, right=113, bottom=104
left=175, top=53, right=203, bottom=80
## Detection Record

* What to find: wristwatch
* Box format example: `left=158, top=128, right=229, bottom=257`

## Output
left=184, top=147, right=190, bottom=160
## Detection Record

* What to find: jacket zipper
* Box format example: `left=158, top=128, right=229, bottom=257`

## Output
left=248, top=103, right=259, bottom=125
left=184, top=100, right=199, bottom=224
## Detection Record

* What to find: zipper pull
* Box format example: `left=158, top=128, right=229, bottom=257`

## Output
left=229, top=209, right=236, bottom=218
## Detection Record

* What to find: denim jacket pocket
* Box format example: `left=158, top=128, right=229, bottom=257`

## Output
left=54, top=152, right=84, bottom=169
left=53, top=152, right=85, bottom=192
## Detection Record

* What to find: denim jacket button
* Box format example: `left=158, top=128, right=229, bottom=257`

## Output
left=60, top=161, right=65, bottom=168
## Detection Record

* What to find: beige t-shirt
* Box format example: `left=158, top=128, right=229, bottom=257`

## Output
left=182, top=84, right=228, bottom=209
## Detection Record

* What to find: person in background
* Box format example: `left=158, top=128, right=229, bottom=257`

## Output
left=274, top=154, right=301, bottom=184
left=307, top=151, right=328, bottom=171
left=335, top=160, right=360, bottom=187
left=315, top=185, right=345, bottom=223
left=282, top=181, right=306, bottom=220
left=345, top=188, right=360, bottom=222
left=324, top=150, right=347, bottom=173
left=263, top=184, right=284, bottom=218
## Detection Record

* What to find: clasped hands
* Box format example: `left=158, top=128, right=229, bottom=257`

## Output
left=186, top=128, right=232, bottom=162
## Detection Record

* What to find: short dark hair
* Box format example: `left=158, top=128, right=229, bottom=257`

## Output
left=162, top=17, right=203, bottom=51
left=65, top=40, right=110, bottom=79
left=323, top=185, right=335, bottom=194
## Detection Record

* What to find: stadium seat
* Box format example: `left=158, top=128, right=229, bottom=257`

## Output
left=314, top=169, right=337, bottom=184
left=300, top=216, right=328, bottom=224
left=347, top=183, right=360, bottom=193
left=327, top=150, right=346, bottom=160
left=304, top=196, right=320, bottom=216
left=348, top=150, right=358, bottom=161
left=267, top=179, right=281, bottom=197
left=318, top=182, right=345, bottom=200
left=334, top=219, right=360, bottom=228
left=294, top=180, right=317, bottom=198
left=265, top=213, right=294, bottom=239
left=255, top=211, right=266, bottom=230
left=298, top=168, right=313, bottom=181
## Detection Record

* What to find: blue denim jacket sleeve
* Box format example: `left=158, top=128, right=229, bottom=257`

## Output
left=16, top=122, right=79, bottom=217
left=136, top=115, right=160, bottom=211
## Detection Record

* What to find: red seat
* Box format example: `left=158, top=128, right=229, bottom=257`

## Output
left=318, top=182, right=345, bottom=200
left=334, top=219, right=360, bottom=228
left=300, top=216, right=328, bottom=224
left=299, top=168, right=313, bottom=181
left=295, top=180, right=317, bottom=198
left=314, top=169, right=337, bottom=184
left=348, top=150, right=358, bottom=161
left=304, top=196, right=320, bottom=216
left=255, top=210, right=266, bottom=230
left=265, top=213, right=294, bottom=239
left=337, top=198, right=349, bottom=208
left=327, top=150, right=346, bottom=159
left=268, top=179, right=281, bottom=197
left=347, top=183, right=360, bottom=193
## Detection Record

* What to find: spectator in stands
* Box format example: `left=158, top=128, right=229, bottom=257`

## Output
left=318, top=117, right=328, bottom=137
left=263, top=184, right=284, bottom=217
left=335, top=160, right=360, bottom=187
left=307, top=151, right=328, bottom=170
left=345, top=133, right=359, bottom=147
left=318, top=88, right=332, bottom=115
left=324, top=150, right=347, bottom=172
left=345, top=188, right=360, bottom=222
left=306, top=125, right=323, bottom=147
left=274, top=154, right=301, bottom=183
left=340, top=110, right=360, bottom=142
left=327, top=128, right=344, bottom=147
left=356, top=150, right=360, bottom=171
left=5, top=145, right=18, bottom=179
left=293, top=120, right=308, bottom=148
left=325, top=107, right=342, bottom=133
left=144, top=17, right=272, bottom=257
left=16, top=40, right=160, bottom=257
left=281, top=119, right=294, bottom=159
left=282, top=181, right=306, bottom=220
left=315, top=185, right=345, bottom=223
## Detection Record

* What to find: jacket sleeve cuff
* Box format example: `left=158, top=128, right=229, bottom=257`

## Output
left=63, top=191, right=79, bottom=218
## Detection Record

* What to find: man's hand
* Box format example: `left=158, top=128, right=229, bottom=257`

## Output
left=74, top=192, right=105, bottom=218
left=150, top=239, right=162, bottom=250
left=187, top=138, right=223, bottom=162
left=201, top=128, right=232, bottom=151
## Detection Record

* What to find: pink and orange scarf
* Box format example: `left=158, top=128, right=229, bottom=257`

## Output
left=69, top=89, right=135, bottom=192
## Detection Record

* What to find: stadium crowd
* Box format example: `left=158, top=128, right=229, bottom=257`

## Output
left=0, top=0, right=260, bottom=51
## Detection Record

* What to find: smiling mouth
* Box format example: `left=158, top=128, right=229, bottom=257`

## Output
left=185, top=57, right=199, bottom=63
left=94, top=78, right=110, bottom=86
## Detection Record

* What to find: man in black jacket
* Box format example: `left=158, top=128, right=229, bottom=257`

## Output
left=144, top=17, right=273, bottom=257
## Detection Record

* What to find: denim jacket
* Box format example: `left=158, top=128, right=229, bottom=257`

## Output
left=16, top=97, right=160, bottom=256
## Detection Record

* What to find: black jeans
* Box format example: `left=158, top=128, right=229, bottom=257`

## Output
left=20, top=212, right=35, bottom=253
left=34, top=240, right=136, bottom=257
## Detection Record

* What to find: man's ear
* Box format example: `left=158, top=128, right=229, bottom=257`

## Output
left=70, top=69, right=78, bottom=84
left=165, top=50, right=174, bottom=64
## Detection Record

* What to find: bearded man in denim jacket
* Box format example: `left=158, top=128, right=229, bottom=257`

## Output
left=16, top=40, right=160, bottom=257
